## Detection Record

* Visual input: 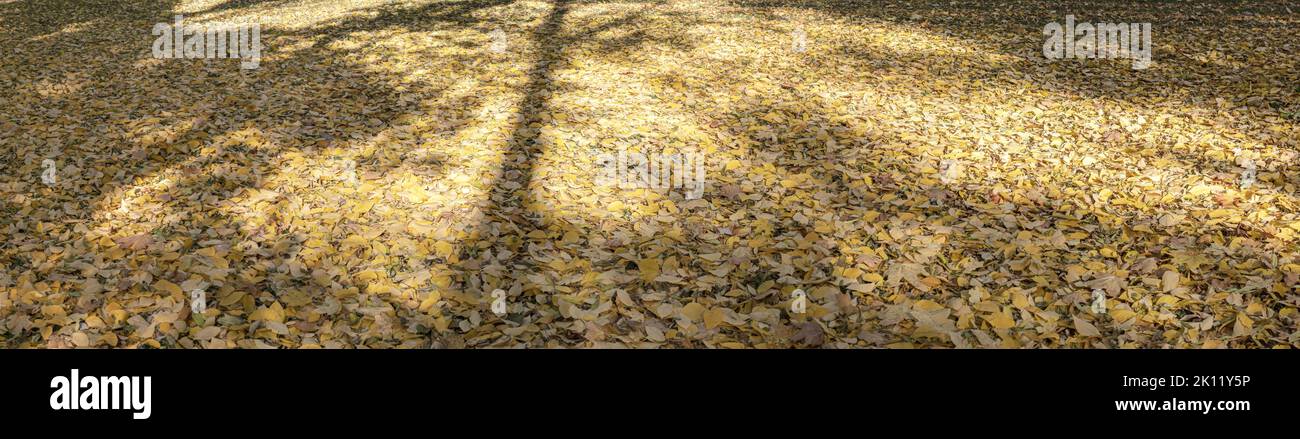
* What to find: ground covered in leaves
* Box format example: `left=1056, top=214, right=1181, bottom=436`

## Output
left=2, top=0, right=1298, bottom=348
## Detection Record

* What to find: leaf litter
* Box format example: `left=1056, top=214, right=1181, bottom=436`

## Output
left=0, top=0, right=1298, bottom=348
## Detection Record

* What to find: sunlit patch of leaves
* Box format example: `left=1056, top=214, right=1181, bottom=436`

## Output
left=0, top=0, right=1297, bottom=348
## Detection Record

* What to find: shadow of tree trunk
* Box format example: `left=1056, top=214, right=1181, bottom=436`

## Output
left=456, top=0, right=571, bottom=342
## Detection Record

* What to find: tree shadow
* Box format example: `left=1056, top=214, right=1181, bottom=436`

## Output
left=676, top=74, right=1298, bottom=347
left=0, top=0, right=499, bottom=347
left=3, top=0, right=1293, bottom=348
left=451, top=0, right=723, bottom=346
left=728, top=0, right=1299, bottom=128
left=0, top=0, right=711, bottom=348
left=186, top=0, right=296, bottom=17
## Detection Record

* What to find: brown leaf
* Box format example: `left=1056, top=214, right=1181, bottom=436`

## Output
left=1073, top=317, right=1102, bottom=337
left=791, top=322, right=825, bottom=347
left=114, top=233, right=153, bottom=251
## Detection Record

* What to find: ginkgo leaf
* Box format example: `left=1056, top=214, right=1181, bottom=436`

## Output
left=638, top=258, right=661, bottom=283
left=1073, top=317, right=1102, bottom=337
left=114, top=233, right=154, bottom=251
left=1, top=0, right=1295, bottom=350
left=885, top=262, right=931, bottom=292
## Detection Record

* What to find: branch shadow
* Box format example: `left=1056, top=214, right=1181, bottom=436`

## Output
left=0, top=0, right=497, bottom=347
left=728, top=0, right=1299, bottom=127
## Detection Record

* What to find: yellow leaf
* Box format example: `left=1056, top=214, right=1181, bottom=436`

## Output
left=419, top=292, right=442, bottom=312
left=41, top=304, right=66, bottom=318
left=913, top=299, right=945, bottom=312
left=434, top=241, right=454, bottom=258
left=1073, top=316, right=1101, bottom=337
left=638, top=258, right=660, bottom=282
left=219, top=291, right=245, bottom=306
left=680, top=302, right=706, bottom=321
left=1245, top=302, right=1265, bottom=315
left=194, top=326, right=221, bottom=340
left=342, top=235, right=369, bottom=248
left=251, top=301, right=286, bottom=324
left=1209, top=209, right=1233, bottom=219
left=703, top=307, right=726, bottom=329
left=985, top=311, right=1015, bottom=329
left=154, top=279, right=183, bottom=297
left=1010, top=289, right=1031, bottom=308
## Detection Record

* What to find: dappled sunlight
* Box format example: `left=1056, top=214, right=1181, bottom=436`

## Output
left=1, top=0, right=1297, bottom=348
left=179, top=0, right=439, bottom=30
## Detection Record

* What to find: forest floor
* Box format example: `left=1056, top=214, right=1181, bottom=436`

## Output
left=2, top=0, right=1298, bottom=348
